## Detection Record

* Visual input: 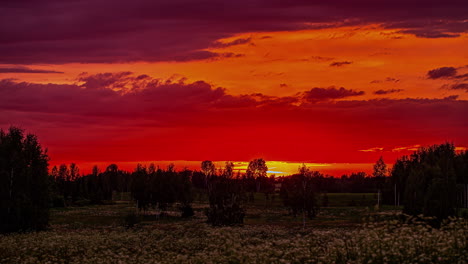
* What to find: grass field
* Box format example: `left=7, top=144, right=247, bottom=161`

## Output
left=1, top=193, right=466, bottom=263
left=49, top=193, right=385, bottom=228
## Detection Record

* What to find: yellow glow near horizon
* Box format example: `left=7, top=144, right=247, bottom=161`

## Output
left=54, top=160, right=375, bottom=177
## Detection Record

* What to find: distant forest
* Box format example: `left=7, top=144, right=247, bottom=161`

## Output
left=1, top=126, right=468, bottom=232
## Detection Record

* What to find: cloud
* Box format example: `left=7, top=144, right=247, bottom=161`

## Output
left=373, top=89, right=403, bottom=95
left=392, top=145, right=421, bottom=152
left=399, top=29, right=460, bottom=38
left=448, top=83, right=468, bottom=92
left=385, top=77, right=400, bottom=83
left=310, top=56, right=335, bottom=62
left=211, top=38, right=252, bottom=48
left=384, top=19, right=468, bottom=39
left=371, top=77, right=400, bottom=84
left=216, top=53, right=245, bottom=59
left=359, top=147, right=384, bottom=152
left=1, top=73, right=467, bottom=164
left=77, top=72, right=135, bottom=90
left=330, top=61, right=353, bottom=67
left=0, top=66, right=63, bottom=74
left=0, top=73, right=226, bottom=118
left=455, top=73, right=468, bottom=80
left=302, top=87, right=364, bottom=102
left=360, top=144, right=468, bottom=154
left=428, top=67, right=468, bottom=92
left=1, top=0, right=466, bottom=64
left=427, top=67, right=458, bottom=79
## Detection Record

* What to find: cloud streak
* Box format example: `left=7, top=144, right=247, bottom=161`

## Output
left=373, top=89, right=403, bottom=95
left=427, top=67, right=457, bottom=79
left=330, top=61, right=353, bottom=67
left=0, top=66, right=63, bottom=74
left=303, top=87, right=364, bottom=102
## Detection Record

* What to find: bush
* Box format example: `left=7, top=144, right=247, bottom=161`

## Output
left=123, top=212, right=140, bottom=229
left=180, top=204, right=194, bottom=218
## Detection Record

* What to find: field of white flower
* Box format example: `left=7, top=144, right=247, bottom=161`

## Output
left=1, top=216, right=467, bottom=264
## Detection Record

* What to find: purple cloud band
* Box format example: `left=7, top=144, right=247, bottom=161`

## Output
left=1, top=0, right=467, bottom=64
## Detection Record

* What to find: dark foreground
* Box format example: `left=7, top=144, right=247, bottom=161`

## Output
left=1, top=194, right=467, bottom=264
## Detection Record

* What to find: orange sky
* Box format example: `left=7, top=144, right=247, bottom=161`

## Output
left=3, top=26, right=467, bottom=101
left=1, top=5, right=467, bottom=176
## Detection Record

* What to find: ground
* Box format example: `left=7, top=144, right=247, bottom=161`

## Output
left=1, top=193, right=466, bottom=263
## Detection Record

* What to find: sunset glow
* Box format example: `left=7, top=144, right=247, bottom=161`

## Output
left=1, top=1, right=467, bottom=176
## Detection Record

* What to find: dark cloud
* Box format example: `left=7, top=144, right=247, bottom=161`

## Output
left=399, top=29, right=460, bottom=38
left=309, top=56, right=335, bottom=62
left=385, top=77, right=400, bottom=83
left=0, top=73, right=226, bottom=117
left=302, top=87, right=364, bottom=102
left=370, top=77, right=400, bottom=84
left=373, top=89, right=403, bottom=95
left=427, top=67, right=458, bottom=79
left=455, top=73, right=468, bottom=80
left=0, top=66, right=63, bottom=74
left=449, top=83, right=468, bottom=92
left=0, top=0, right=467, bottom=64
left=330, top=61, right=353, bottom=67
left=211, top=38, right=252, bottom=48
left=77, top=72, right=135, bottom=90
left=218, top=53, right=245, bottom=58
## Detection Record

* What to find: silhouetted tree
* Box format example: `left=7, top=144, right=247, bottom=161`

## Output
left=177, top=168, right=194, bottom=217
left=131, top=164, right=151, bottom=212
left=373, top=156, right=387, bottom=207
left=0, top=127, right=49, bottom=232
left=398, top=143, right=459, bottom=223
left=201, top=160, right=215, bottom=191
left=373, top=156, right=388, bottom=178
left=246, top=158, right=268, bottom=193
left=205, top=161, right=245, bottom=226
left=280, top=164, right=319, bottom=227
left=88, top=165, right=104, bottom=203
left=130, top=163, right=194, bottom=217
left=390, top=156, right=410, bottom=206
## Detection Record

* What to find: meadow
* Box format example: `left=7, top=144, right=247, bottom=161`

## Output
left=1, top=193, right=467, bottom=264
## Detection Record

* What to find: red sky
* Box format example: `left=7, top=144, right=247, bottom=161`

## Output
left=1, top=1, right=467, bottom=175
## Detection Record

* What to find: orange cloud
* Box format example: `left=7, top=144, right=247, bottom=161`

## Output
left=359, top=147, right=385, bottom=153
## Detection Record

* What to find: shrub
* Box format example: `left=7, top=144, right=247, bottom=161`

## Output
left=123, top=212, right=140, bottom=229
left=180, top=204, right=194, bottom=218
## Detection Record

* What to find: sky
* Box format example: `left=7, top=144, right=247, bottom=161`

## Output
left=1, top=0, right=467, bottom=176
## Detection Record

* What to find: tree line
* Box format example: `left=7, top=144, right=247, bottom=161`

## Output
left=387, top=143, right=468, bottom=222
left=1, top=126, right=467, bottom=232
